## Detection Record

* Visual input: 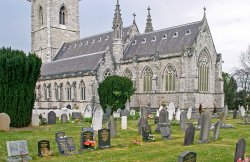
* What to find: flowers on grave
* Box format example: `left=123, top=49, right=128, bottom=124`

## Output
left=237, top=157, right=250, bottom=162
left=131, top=138, right=142, bottom=146
left=84, top=140, right=96, bottom=148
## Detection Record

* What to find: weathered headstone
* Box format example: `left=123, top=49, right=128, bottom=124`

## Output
left=178, top=151, right=197, bottom=162
left=55, top=132, right=65, bottom=141
left=233, top=109, right=237, bottom=119
left=0, top=113, right=11, bottom=131
left=31, top=114, right=40, bottom=126
left=105, top=107, right=112, bottom=119
left=187, top=107, right=192, bottom=120
left=38, top=140, right=51, bottom=157
left=6, top=140, right=32, bottom=161
left=140, top=106, right=147, bottom=119
left=92, top=105, right=103, bottom=131
left=142, top=125, right=154, bottom=142
left=98, top=128, right=111, bottom=149
left=83, top=105, right=92, bottom=118
left=234, top=138, right=246, bottom=162
left=138, top=117, right=148, bottom=135
left=240, top=106, right=246, bottom=118
left=176, top=108, right=181, bottom=121
left=213, top=120, right=221, bottom=140
left=80, top=129, right=94, bottom=150
left=113, top=111, right=120, bottom=118
left=155, top=108, right=169, bottom=133
left=72, top=112, right=82, bottom=120
left=184, top=124, right=195, bottom=146
left=61, top=114, right=68, bottom=124
left=224, top=105, right=228, bottom=116
left=56, top=137, right=78, bottom=155
left=168, top=102, right=175, bottom=120
left=160, top=126, right=171, bottom=140
left=198, top=111, right=211, bottom=143
left=130, top=110, right=136, bottom=117
left=180, top=111, right=187, bottom=131
left=121, top=109, right=129, bottom=117
left=107, top=116, right=117, bottom=138
left=48, top=111, right=56, bottom=124
left=121, top=116, right=127, bottom=129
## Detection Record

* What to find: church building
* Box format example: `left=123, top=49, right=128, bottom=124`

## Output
left=30, top=0, right=224, bottom=112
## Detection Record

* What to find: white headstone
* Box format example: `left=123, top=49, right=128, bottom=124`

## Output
left=130, top=110, right=136, bottom=116
left=187, top=107, right=192, bottom=120
left=83, top=105, right=92, bottom=118
left=31, top=114, right=40, bottom=126
left=176, top=108, right=181, bottom=121
left=0, top=113, right=11, bottom=132
left=168, top=102, right=175, bottom=120
left=121, top=116, right=127, bottom=129
left=113, top=112, right=120, bottom=118
left=224, top=105, right=228, bottom=116
left=92, top=105, right=103, bottom=131
left=240, top=106, right=246, bottom=117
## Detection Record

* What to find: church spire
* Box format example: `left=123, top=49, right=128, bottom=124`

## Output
left=112, top=0, right=123, bottom=39
left=203, top=7, right=206, bottom=20
left=145, top=6, right=153, bottom=33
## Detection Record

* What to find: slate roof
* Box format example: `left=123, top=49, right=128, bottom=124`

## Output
left=41, top=52, right=105, bottom=77
left=123, top=21, right=202, bottom=59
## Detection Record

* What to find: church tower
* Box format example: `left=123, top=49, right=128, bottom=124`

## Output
left=112, top=0, right=124, bottom=63
left=29, top=0, right=80, bottom=63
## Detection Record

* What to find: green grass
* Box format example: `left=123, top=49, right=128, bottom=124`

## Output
left=0, top=116, right=249, bottom=162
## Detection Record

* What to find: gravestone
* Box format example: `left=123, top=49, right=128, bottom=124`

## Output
left=31, top=114, right=40, bottom=126
left=240, top=106, right=246, bottom=118
left=0, top=113, right=11, bottom=131
left=213, top=120, right=221, bottom=140
left=168, top=102, right=175, bottom=120
left=234, top=138, right=246, bottom=162
left=55, top=132, right=65, bottom=141
left=56, top=137, right=78, bottom=155
left=198, top=111, right=211, bottom=143
left=117, top=108, right=121, bottom=113
left=140, top=106, right=147, bottom=118
left=142, top=125, right=154, bottom=142
left=83, top=105, right=92, bottom=118
left=219, top=112, right=226, bottom=124
left=92, top=105, right=103, bottom=131
left=61, top=114, right=68, bottom=124
left=224, top=105, right=228, bottom=116
left=105, top=107, right=112, bottom=119
left=113, top=112, right=120, bottom=118
left=233, top=109, right=237, bottom=119
left=176, top=108, right=181, bottom=121
left=107, top=116, right=117, bottom=138
left=184, top=124, right=195, bottom=146
left=178, top=151, right=197, bottom=162
left=6, top=140, right=32, bottom=161
left=180, top=111, right=187, bottom=131
left=80, top=129, right=94, bottom=150
left=187, top=107, right=192, bottom=120
left=98, top=128, right=111, bottom=149
left=160, top=126, right=171, bottom=140
left=48, top=111, right=56, bottom=124
left=130, top=110, right=136, bottom=117
left=121, top=109, right=129, bottom=117
left=138, top=117, right=149, bottom=135
left=121, top=116, right=127, bottom=129
left=155, top=108, right=169, bottom=133
left=72, top=112, right=82, bottom=120
left=38, top=140, right=51, bottom=157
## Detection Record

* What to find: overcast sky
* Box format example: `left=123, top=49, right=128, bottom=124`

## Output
left=0, top=0, right=249, bottom=74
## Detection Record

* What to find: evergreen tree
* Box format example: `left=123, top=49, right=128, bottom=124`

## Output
left=222, top=72, right=237, bottom=109
left=0, top=47, right=41, bottom=127
left=97, top=75, right=136, bottom=112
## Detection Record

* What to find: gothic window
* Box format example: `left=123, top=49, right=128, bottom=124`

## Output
left=123, top=68, right=132, bottom=79
left=59, top=6, right=65, bottom=25
left=43, top=84, right=47, bottom=100
left=80, top=81, right=86, bottom=100
left=198, top=49, right=209, bottom=92
left=103, top=68, right=112, bottom=79
left=39, top=6, right=43, bottom=26
left=54, top=83, right=59, bottom=101
left=142, top=66, right=153, bottom=92
left=71, top=82, right=76, bottom=100
left=36, top=84, right=41, bottom=101
left=165, top=64, right=176, bottom=92
left=47, top=84, right=51, bottom=100
left=66, top=82, right=71, bottom=100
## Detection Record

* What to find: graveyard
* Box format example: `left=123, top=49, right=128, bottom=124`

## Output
left=0, top=111, right=250, bottom=162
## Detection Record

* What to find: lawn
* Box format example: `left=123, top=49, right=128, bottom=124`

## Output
left=0, top=115, right=249, bottom=162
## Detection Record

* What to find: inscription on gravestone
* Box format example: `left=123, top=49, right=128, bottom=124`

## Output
left=178, top=151, right=197, bottom=162
left=98, top=128, right=111, bottom=149
left=38, top=140, right=51, bottom=157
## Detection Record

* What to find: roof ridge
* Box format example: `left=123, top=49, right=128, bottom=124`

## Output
left=138, top=20, right=202, bottom=36
left=67, top=25, right=132, bottom=44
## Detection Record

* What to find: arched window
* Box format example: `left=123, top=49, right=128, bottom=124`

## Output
left=59, top=6, right=65, bottom=25
left=142, top=66, right=153, bottom=92
left=39, top=6, right=43, bottom=26
left=54, top=83, right=59, bottom=101
left=66, top=82, right=71, bottom=100
left=165, top=64, right=176, bottom=92
left=43, top=84, right=47, bottom=100
left=198, top=49, right=209, bottom=92
left=47, top=84, right=51, bottom=100
left=103, top=69, right=112, bottom=79
left=123, top=68, right=132, bottom=79
left=80, top=81, right=86, bottom=100
left=71, top=82, right=76, bottom=100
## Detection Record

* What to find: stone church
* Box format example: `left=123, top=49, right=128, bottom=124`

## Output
left=30, top=0, right=224, bottom=112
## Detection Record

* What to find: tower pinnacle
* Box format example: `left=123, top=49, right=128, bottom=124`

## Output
left=145, top=6, right=153, bottom=33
